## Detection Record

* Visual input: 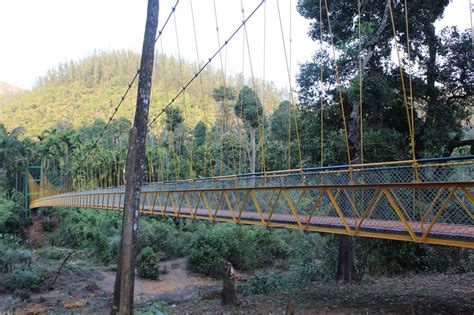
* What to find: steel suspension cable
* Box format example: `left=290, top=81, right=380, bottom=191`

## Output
left=159, top=37, right=171, bottom=181
left=404, top=0, right=416, bottom=164
left=213, top=0, right=229, bottom=177
left=239, top=26, right=246, bottom=175
left=319, top=0, right=324, bottom=167
left=190, top=0, right=209, bottom=179
left=240, top=0, right=267, bottom=174
left=70, top=0, right=180, bottom=182
left=388, top=0, right=416, bottom=163
left=358, top=0, right=364, bottom=164
left=324, top=0, right=352, bottom=166
left=173, top=9, right=186, bottom=180
left=276, top=0, right=303, bottom=171
left=147, top=0, right=266, bottom=129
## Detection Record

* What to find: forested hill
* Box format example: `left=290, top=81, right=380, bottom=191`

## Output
left=0, top=50, right=282, bottom=137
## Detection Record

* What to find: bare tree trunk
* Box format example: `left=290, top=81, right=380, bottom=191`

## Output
left=220, top=260, right=237, bottom=305
left=112, top=1, right=159, bottom=314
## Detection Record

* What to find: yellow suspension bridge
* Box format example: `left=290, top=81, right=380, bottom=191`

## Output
left=28, top=156, right=474, bottom=249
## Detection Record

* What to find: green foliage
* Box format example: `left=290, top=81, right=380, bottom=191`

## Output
left=137, top=218, right=188, bottom=260
left=164, top=106, right=184, bottom=132
left=240, top=262, right=325, bottom=296
left=193, top=121, right=207, bottom=147
left=186, top=224, right=288, bottom=276
left=0, top=238, right=32, bottom=273
left=37, top=247, right=65, bottom=260
left=234, top=86, right=263, bottom=129
left=0, top=193, right=22, bottom=235
left=357, top=239, right=474, bottom=276
left=47, top=208, right=121, bottom=264
left=11, top=269, right=43, bottom=291
left=136, top=246, right=161, bottom=280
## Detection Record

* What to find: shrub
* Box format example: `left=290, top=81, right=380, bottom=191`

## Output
left=240, top=262, right=325, bottom=296
left=186, top=228, right=228, bottom=276
left=0, top=193, right=22, bottom=235
left=37, top=247, right=64, bottom=260
left=47, top=207, right=121, bottom=264
left=0, top=239, right=32, bottom=273
left=186, top=225, right=290, bottom=276
left=11, top=269, right=43, bottom=291
left=136, top=246, right=161, bottom=280
left=137, top=218, right=189, bottom=259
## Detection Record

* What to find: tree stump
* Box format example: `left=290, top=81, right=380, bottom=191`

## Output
left=220, top=260, right=237, bottom=305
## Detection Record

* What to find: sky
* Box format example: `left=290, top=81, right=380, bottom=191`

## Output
left=0, top=0, right=471, bottom=91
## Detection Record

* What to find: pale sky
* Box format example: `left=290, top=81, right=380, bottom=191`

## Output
left=0, top=0, right=471, bottom=91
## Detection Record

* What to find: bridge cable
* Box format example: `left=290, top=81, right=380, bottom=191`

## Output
left=324, top=0, right=352, bottom=167
left=172, top=7, right=187, bottom=180
left=158, top=37, right=170, bottom=181
left=404, top=0, right=416, bottom=166
left=213, top=0, right=229, bottom=177
left=190, top=0, right=209, bottom=179
left=240, top=0, right=267, bottom=175
left=70, top=0, right=181, bottom=185
left=358, top=0, right=364, bottom=164
left=319, top=0, right=324, bottom=167
left=147, top=0, right=266, bottom=130
left=276, top=0, right=304, bottom=171
left=238, top=20, right=246, bottom=175
left=388, top=0, right=416, bottom=163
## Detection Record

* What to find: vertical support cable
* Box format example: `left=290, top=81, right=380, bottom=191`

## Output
left=358, top=0, right=364, bottom=164
left=324, top=0, right=352, bottom=167
left=319, top=0, right=324, bottom=167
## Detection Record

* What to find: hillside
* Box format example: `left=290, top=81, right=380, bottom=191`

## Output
left=0, top=81, right=23, bottom=96
left=0, top=51, right=282, bottom=137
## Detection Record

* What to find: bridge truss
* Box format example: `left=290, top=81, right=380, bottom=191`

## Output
left=29, top=157, right=474, bottom=248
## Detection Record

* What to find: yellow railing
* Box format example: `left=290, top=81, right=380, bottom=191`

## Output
left=31, top=181, right=473, bottom=248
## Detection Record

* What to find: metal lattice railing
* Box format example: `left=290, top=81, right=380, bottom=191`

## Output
left=29, top=158, right=474, bottom=248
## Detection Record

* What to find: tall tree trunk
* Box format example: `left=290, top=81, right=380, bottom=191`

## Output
left=112, top=1, right=159, bottom=314
left=336, top=0, right=390, bottom=283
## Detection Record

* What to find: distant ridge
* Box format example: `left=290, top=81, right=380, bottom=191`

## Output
left=0, top=81, right=23, bottom=95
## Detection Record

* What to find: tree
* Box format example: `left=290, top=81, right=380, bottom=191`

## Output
left=421, top=28, right=473, bottom=157
left=234, top=86, right=263, bottom=174
left=113, top=0, right=159, bottom=312
left=194, top=121, right=207, bottom=147
left=213, top=85, right=236, bottom=133
left=297, top=0, right=462, bottom=282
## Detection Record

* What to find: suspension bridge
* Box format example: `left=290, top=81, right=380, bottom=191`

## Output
left=25, top=0, right=473, bottom=249
left=27, top=156, right=474, bottom=248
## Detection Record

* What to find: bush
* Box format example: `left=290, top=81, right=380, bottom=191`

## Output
left=186, top=228, right=228, bottom=276
left=137, top=218, right=188, bottom=259
left=11, top=269, right=43, bottom=291
left=0, top=192, right=22, bottom=235
left=240, top=262, right=325, bottom=295
left=136, top=246, right=161, bottom=280
left=186, top=225, right=289, bottom=276
left=0, top=238, right=32, bottom=273
left=47, top=207, right=121, bottom=264
left=37, top=247, right=64, bottom=260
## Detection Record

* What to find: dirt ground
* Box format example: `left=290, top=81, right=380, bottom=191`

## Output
left=165, top=272, right=474, bottom=315
left=0, top=258, right=220, bottom=314
left=1, top=259, right=473, bottom=314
